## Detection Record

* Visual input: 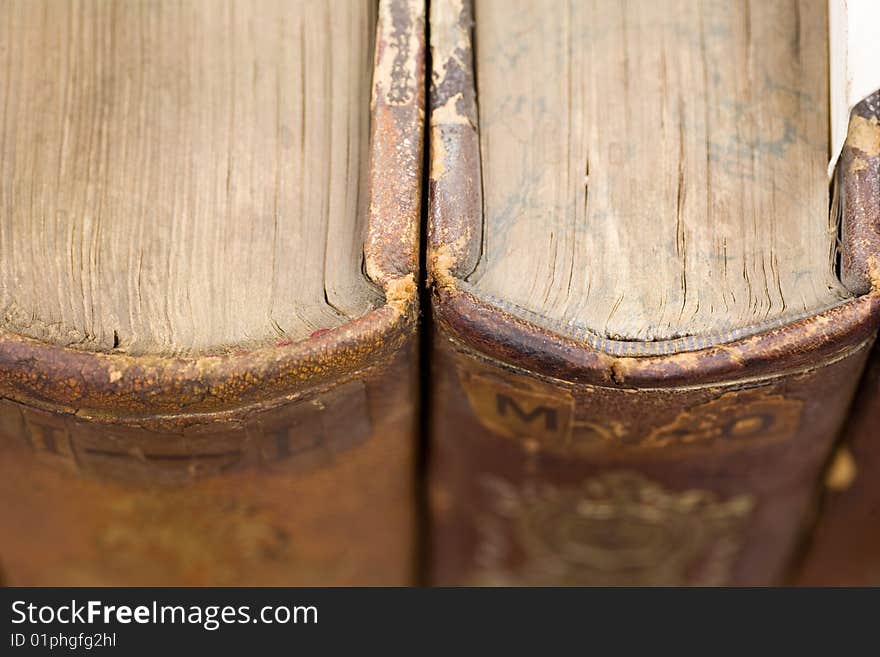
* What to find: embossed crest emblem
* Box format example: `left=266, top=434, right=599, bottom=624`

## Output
left=472, top=472, right=754, bottom=586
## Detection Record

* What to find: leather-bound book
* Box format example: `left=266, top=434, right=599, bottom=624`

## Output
left=427, top=0, right=880, bottom=585
left=0, top=0, right=424, bottom=585
left=795, top=92, right=880, bottom=586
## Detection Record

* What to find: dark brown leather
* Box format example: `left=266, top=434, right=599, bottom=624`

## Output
left=430, top=321, right=874, bottom=585
left=0, top=344, right=416, bottom=585
left=794, top=93, right=880, bottom=586
left=794, top=341, right=880, bottom=586
left=427, top=0, right=880, bottom=585
left=0, top=0, right=424, bottom=586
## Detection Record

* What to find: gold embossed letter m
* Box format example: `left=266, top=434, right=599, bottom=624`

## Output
left=496, top=394, right=558, bottom=431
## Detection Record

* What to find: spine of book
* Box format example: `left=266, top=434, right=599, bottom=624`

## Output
left=428, top=303, right=877, bottom=586
left=794, top=93, right=880, bottom=586
left=0, top=344, right=416, bottom=586
left=0, top=0, right=425, bottom=586
left=427, top=0, right=880, bottom=585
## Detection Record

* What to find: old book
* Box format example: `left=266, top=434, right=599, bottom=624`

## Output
left=0, top=0, right=424, bottom=585
left=795, top=90, right=880, bottom=586
left=428, top=0, right=880, bottom=585
left=792, top=1, right=880, bottom=586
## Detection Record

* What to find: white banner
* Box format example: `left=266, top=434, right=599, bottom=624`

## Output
left=829, top=0, right=880, bottom=175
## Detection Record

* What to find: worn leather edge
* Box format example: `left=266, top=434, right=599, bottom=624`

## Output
left=437, top=316, right=874, bottom=395
left=839, top=92, right=880, bottom=295
left=433, top=285, right=879, bottom=387
left=365, top=0, right=426, bottom=289
left=428, top=0, right=481, bottom=282
left=0, top=0, right=425, bottom=419
left=427, top=0, right=880, bottom=388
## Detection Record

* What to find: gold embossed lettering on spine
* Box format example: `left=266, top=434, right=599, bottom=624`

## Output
left=427, top=0, right=880, bottom=586
left=0, top=0, right=425, bottom=586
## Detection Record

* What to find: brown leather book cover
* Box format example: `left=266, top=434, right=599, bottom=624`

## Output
left=795, top=93, right=880, bottom=586
left=427, top=0, right=880, bottom=585
left=0, top=0, right=424, bottom=586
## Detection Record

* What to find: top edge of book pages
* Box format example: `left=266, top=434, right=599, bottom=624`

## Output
left=0, top=1, right=381, bottom=356
left=468, top=0, right=853, bottom=344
